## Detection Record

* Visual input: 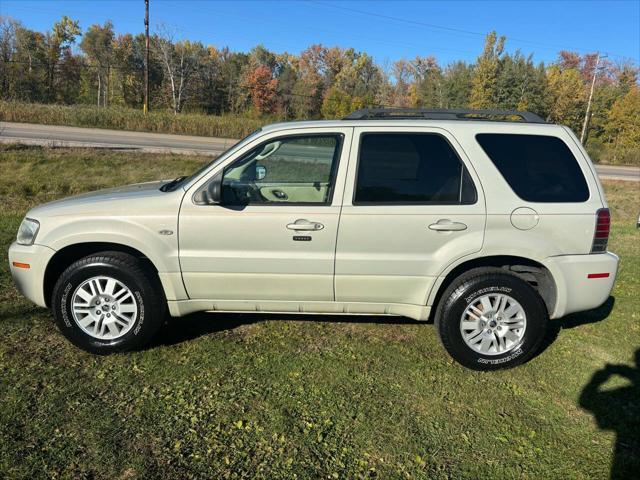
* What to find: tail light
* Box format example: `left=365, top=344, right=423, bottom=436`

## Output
left=591, top=208, right=610, bottom=253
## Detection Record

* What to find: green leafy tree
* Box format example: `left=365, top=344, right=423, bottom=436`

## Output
left=410, top=56, right=443, bottom=108
left=470, top=31, right=505, bottom=109
left=442, top=61, right=473, bottom=108
left=616, top=63, right=639, bottom=94
left=154, top=26, right=205, bottom=114
left=11, top=26, right=48, bottom=101
left=321, top=86, right=363, bottom=119
left=80, top=21, right=114, bottom=106
left=44, top=16, right=81, bottom=101
left=495, top=52, right=547, bottom=115
left=275, top=53, right=297, bottom=119
left=545, top=65, right=585, bottom=132
left=604, top=86, right=640, bottom=165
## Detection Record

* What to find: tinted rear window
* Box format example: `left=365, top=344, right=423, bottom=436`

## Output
left=354, top=133, right=477, bottom=204
left=476, top=134, right=589, bottom=202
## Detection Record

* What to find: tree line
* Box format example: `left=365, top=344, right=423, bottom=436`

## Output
left=0, top=16, right=638, bottom=163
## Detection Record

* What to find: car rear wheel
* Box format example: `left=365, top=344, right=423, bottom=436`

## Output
left=51, top=251, right=165, bottom=354
left=435, top=268, right=548, bottom=370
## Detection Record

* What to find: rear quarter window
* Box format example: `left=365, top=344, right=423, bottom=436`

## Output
left=475, top=133, right=589, bottom=202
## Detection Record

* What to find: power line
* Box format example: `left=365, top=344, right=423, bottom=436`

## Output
left=307, top=0, right=632, bottom=60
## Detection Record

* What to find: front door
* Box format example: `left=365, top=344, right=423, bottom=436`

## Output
left=335, top=127, right=486, bottom=306
left=179, top=128, right=352, bottom=302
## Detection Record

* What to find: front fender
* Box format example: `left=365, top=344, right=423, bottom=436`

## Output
left=38, top=218, right=179, bottom=274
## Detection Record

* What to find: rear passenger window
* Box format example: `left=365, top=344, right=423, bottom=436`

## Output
left=354, top=133, right=477, bottom=205
left=476, top=134, right=589, bottom=202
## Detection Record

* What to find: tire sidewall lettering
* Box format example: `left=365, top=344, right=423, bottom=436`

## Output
left=60, top=283, right=73, bottom=328
left=477, top=345, right=525, bottom=365
left=464, top=286, right=512, bottom=305
left=133, top=291, right=144, bottom=335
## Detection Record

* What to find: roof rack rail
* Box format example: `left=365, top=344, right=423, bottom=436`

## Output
left=343, top=108, right=547, bottom=123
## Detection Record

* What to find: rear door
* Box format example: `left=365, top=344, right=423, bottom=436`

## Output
left=335, top=126, right=486, bottom=305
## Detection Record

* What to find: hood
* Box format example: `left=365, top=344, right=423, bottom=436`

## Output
left=28, top=180, right=174, bottom=217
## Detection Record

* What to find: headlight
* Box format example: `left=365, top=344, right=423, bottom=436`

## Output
left=16, top=218, right=40, bottom=246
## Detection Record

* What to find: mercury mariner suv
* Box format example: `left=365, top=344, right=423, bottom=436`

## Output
left=9, top=109, right=619, bottom=370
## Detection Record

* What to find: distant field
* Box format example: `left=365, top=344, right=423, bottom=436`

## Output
left=1, top=145, right=639, bottom=479
left=0, top=101, right=264, bottom=139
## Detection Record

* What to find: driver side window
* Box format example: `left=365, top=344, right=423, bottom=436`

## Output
left=221, top=134, right=342, bottom=205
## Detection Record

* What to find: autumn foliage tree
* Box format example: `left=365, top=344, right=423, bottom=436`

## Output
left=605, top=86, right=640, bottom=164
left=243, top=64, right=278, bottom=115
left=0, top=15, right=638, bottom=164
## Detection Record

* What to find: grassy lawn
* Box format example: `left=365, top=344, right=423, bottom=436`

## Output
left=1, top=145, right=638, bottom=479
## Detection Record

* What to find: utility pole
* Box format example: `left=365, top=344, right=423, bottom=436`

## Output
left=580, top=53, right=606, bottom=144
left=144, top=0, right=149, bottom=115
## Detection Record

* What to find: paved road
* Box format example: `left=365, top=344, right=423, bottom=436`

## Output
left=0, top=122, right=236, bottom=156
left=1, top=122, right=639, bottom=181
left=593, top=164, right=640, bottom=182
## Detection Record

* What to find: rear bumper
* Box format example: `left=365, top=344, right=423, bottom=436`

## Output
left=8, top=242, right=56, bottom=308
left=544, top=252, right=619, bottom=319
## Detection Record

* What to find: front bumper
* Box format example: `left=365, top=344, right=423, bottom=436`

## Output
left=8, top=242, right=56, bottom=308
left=544, top=251, right=619, bottom=319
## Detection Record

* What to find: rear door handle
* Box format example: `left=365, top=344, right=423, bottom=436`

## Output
left=428, top=219, right=467, bottom=232
left=287, top=219, right=324, bottom=231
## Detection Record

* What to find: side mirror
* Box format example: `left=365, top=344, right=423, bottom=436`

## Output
left=194, top=171, right=222, bottom=205
left=256, top=165, right=267, bottom=181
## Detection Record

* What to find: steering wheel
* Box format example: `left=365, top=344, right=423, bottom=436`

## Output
left=225, top=179, right=266, bottom=204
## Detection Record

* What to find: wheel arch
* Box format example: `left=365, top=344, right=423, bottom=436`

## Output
left=43, top=242, right=163, bottom=308
left=427, top=255, right=557, bottom=319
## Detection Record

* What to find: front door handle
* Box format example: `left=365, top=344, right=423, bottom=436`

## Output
left=287, top=219, right=324, bottom=231
left=272, top=189, right=288, bottom=200
left=428, top=219, right=467, bottom=232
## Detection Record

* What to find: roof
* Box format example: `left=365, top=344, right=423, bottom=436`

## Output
left=261, top=118, right=561, bottom=134
left=344, top=108, right=547, bottom=123
left=261, top=108, right=552, bottom=133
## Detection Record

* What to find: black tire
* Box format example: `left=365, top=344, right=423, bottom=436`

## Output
left=435, top=268, right=548, bottom=371
left=51, top=251, right=166, bottom=354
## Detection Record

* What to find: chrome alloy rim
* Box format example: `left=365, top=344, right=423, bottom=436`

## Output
left=459, top=293, right=527, bottom=356
left=71, top=276, right=138, bottom=340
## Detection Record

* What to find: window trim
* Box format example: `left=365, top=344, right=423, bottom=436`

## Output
left=218, top=132, right=345, bottom=207
left=475, top=133, right=591, bottom=204
left=352, top=132, right=478, bottom=206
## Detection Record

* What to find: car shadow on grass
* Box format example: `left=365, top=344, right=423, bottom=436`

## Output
left=148, top=311, right=419, bottom=348
left=150, top=297, right=616, bottom=351
left=536, top=296, right=616, bottom=358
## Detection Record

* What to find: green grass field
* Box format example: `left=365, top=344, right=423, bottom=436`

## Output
left=1, top=145, right=639, bottom=479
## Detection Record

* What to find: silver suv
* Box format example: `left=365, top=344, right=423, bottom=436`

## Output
left=9, top=109, right=619, bottom=370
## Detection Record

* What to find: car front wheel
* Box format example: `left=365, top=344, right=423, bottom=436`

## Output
left=435, top=268, right=548, bottom=370
left=51, top=251, right=165, bottom=354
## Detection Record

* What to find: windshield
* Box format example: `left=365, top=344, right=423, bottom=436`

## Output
left=160, top=128, right=263, bottom=192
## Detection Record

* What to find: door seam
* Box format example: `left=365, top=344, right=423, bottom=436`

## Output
left=332, top=127, right=355, bottom=301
